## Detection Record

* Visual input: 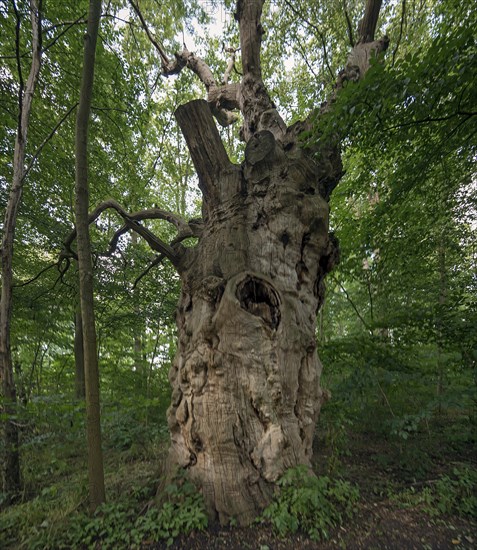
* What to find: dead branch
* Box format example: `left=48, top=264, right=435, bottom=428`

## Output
left=128, top=0, right=239, bottom=126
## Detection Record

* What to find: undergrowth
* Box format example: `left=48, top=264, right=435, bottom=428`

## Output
left=261, top=465, right=360, bottom=541
left=1, top=468, right=207, bottom=549
left=390, top=465, right=477, bottom=519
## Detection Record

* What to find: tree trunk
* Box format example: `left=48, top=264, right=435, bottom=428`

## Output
left=436, top=237, right=447, bottom=411
left=74, top=307, right=86, bottom=400
left=75, top=0, right=105, bottom=511
left=162, top=0, right=388, bottom=526
left=131, top=232, right=146, bottom=389
left=0, top=0, right=42, bottom=500
left=126, top=0, right=385, bottom=525
left=167, top=100, right=339, bottom=524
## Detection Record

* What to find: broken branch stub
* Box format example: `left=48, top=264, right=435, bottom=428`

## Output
left=175, top=100, right=232, bottom=215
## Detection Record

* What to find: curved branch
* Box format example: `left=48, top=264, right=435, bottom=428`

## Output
left=125, top=220, right=177, bottom=259
left=12, top=262, right=58, bottom=287
left=129, top=1, right=238, bottom=127
left=62, top=198, right=196, bottom=268
left=103, top=223, right=128, bottom=256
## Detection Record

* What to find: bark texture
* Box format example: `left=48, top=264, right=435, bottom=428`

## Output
left=111, top=0, right=387, bottom=525
left=163, top=0, right=385, bottom=524
left=75, top=0, right=105, bottom=511
left=74, top=307, right=86, bottom=400
left=0, top=0, right=42, bottom=499
left=168, top=99, right=339, bottom=524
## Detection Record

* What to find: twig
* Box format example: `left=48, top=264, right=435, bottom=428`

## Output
left=42, top=12, right=87, bottom=52
left=133, top=254, right=165, bottom=288
left=23, top=103, right=78, bottom=180
left=283, top=0, right=334, bottom=80
left=392, top=0, right=406, bottom=65
left=331, top=275, right=372, bottom=333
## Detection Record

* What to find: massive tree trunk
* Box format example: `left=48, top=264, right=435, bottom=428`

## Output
left=164, top=0, right=387, bottom=525
left=0, top=0, right=42, bottom=500
left=167, top=100, right=338, bottom=524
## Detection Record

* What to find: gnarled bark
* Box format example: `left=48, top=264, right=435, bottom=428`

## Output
left=119, top=0, right=386, bottom=525
left=162, top=0, right=385, bottom=524
left=166, top=100, right=338, bottom=523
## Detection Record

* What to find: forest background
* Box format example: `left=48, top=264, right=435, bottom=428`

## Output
left=0, top=0, right=475, bottom=547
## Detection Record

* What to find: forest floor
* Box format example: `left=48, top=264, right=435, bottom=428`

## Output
left=1, top=410, right=475, bottom=549
left=164, top=421, right=477, bottom=550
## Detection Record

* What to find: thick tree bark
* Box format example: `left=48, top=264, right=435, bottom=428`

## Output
left=0, top=0, right=42, bottom=500
left=163, top=0, right=386, bottom=525
left=167, top=101, right=338, bottom=524
left=75, top=0, right=105, bottom=511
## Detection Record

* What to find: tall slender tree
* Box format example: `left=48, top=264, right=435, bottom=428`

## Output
left=0, top=0, right=42, bottom=500
left=74, top=0, right=105, bottom=511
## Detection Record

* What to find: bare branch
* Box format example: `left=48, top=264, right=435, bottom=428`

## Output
left=128, top=2, right=239, bottom=127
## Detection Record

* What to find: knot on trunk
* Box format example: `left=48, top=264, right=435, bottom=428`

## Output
left=237, top=275, right=281, bottom=330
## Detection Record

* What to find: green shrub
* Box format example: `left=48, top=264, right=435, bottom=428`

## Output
left=433, top=466, right=477, bottom=518
left=28, top=471, right=208, bottom=549
left=389, top=465, right=477, bottom=519
left=262, top=465, right=359, bottom=540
